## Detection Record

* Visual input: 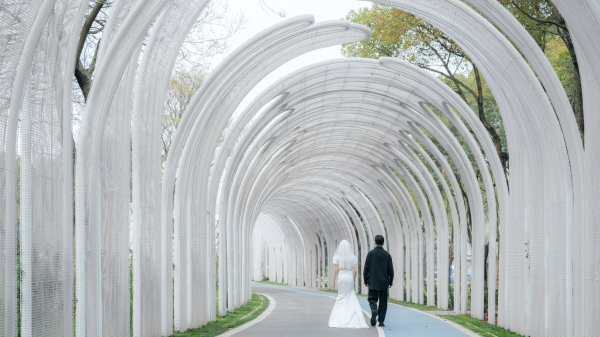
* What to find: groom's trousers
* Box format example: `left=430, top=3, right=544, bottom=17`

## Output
left=367, top=288, right=388, bottom=322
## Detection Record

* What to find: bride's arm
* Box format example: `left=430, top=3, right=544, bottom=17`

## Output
left=352, top=265, right=357, bottom=280
left=333, top=264, right=339, bottom=289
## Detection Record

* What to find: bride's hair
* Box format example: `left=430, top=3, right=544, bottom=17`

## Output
left=333, top=240, right=356, bottom=270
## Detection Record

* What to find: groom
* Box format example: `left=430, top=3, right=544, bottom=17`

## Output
left=363, top=235, right=394, bottom=327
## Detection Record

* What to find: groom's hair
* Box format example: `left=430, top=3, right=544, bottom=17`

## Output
left=375, top=235, right=385, bottom=246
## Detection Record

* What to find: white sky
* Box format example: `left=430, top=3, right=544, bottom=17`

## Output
left=209, top=0, right=370, bottom=116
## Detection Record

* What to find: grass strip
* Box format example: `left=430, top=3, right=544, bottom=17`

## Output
left=439, top=314, right=524, bottom=337
left=323, top=287, right=520, bottom=337
left=320, top=289, right=443, bottom=311
left=171, top=293, right=269, bottom=337
left=255, top=280, right=287, bottom=286
left=320, top=289, right=366, bottom=297
left=388, top=298, right=444, bottom=311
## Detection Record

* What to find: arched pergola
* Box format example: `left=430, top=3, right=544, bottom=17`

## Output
left=2, top=0, right=600, bottom=336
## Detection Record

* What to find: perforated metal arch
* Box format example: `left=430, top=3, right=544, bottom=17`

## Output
left=1, top=0, right=600, bottom=336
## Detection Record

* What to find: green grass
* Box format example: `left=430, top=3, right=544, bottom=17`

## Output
left=320, top=289, right=367, bottom=297
left=319, top=289, right=360, bottom=296
left=440, top=314, right=524, bottom=337
left=255, top=280, right=287, bottom=286
left=321, top=289, right=442, bottom=311
left=388, top=298, right=444, bottom=311
left=171, top=293, right=269, bottom=337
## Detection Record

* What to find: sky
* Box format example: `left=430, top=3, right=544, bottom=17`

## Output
left=209, top=0, right=370, bottom=116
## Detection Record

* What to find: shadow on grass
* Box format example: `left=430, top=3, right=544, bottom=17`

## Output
left=171, top=293, right=269, bottom=337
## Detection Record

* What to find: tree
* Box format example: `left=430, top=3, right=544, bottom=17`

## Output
left=72, top=0, right=245, bottom=155
left=74, top=0, right=107, bottom=102
left=343, top=6, right=508, bottom=312
left=499, top=0, right=583, bottom=144
left=74, top=0, right=245, bottom=102
left=162, top=68, right=205, bottom=160
left=342, top=4, right=508, bottom=174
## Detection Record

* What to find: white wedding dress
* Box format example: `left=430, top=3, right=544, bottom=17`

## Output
left=328, top=241, right=369, bottom=329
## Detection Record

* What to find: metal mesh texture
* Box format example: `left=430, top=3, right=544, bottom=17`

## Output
left=1, top=1, right=600, bottom=336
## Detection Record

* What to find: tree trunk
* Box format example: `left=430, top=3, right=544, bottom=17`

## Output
left=473, top=66, right=508, bottom=173
left=551, top=5, right=584, bottom=144
left=74, top=1, right=105, bottom=101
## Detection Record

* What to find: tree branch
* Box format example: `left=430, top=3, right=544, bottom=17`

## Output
left=474, top=66, right=508, bottom=172
left=527, top=27, right=568, bottom=38
left=88, top=39, right=100, bottom=75
left=76, top=1, right=105, bottom=63
left=511, top=1, right=567, bottom=29
left=74, top=62, right=91, bottom=101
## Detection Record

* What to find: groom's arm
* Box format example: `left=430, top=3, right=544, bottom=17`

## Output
left=363, top=252, right=370, bottom=287
left=387, top=254, right=394, bottom=287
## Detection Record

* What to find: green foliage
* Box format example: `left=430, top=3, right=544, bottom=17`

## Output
left=342, top=4, right=469, bottom=74
left=545, top=35, right=576, bottom=101
left=255, top=280, right=286, bottom=286
left=388, top=297, right=444, bottom=311
left=171, top=293, right=268, bottom=336
left=162, top=69, right=205, bottom=159
left=17, top=239, right=21, bottom=337
left=130, top=250, right=133, bottom=336
left=497, top=0, right=583, bottom=141
left=342, top=3, right=508, bottom=189
left=440, top=314, right=524, bottom=336
left=483, top=287, right=499, bottom=313
left=16, top=156, right=20, bottom=226
left=322, top=288, right=443, bottom=311
left=497, top=0, right=556, bottom=49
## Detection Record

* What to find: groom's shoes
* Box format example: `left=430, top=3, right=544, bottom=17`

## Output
left=371, top=310, right=377, bottom=326
left=379, top=322, right=385, bottom=327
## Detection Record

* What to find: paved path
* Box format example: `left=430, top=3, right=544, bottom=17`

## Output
left=230, top=283, right=474, bottom=337
left=230, top=284, right=379, bottom=337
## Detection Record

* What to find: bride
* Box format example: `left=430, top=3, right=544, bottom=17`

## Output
left=328, top=240, right=369, bottom=328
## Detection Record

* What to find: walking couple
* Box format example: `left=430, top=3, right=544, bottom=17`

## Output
left=328, top=235, right=394, bottom=329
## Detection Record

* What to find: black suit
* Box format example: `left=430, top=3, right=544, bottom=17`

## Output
left=363, top=246, right=394, bottom=323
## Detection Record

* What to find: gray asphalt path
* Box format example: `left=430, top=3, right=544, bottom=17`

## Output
left=231, top=285, right=379, bottom=336
left=235, top=283, right=474, bottom=337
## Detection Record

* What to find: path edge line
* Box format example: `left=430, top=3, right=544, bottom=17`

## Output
left=360, top=308, right=386, bottom=337
left=216, top=293, right=276, bottom=337
left=256, top=283, right=383, bottom=336
left=388, top=302, right=480, bottom=337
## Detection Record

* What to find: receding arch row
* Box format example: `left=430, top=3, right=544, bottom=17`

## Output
left=205, top=57, right=502, bottom=316
left=4, top=0, right=600, bottom=335
left=161, top=19, right=371, bottom=325
left=211, top=65, right=502, bottom=316
left=236, top=121, right=474, bottom=304
left=224, top=125, right=482, bottom=310
left=375, top=2, right=585, bottom=334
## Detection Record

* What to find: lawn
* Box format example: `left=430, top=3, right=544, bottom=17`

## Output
left=255, top=280, right=287, bottom=286
left=320, top=289, right=367, bottom=297
left=171, top=293, right=269, bottom=336
left=440, top=314, right=524, bottom=337
left=320, top=289, right=443, bottom=311
left=388, top=298, right=444, bottom=311
left=322, top=287, right=520, bottom=337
